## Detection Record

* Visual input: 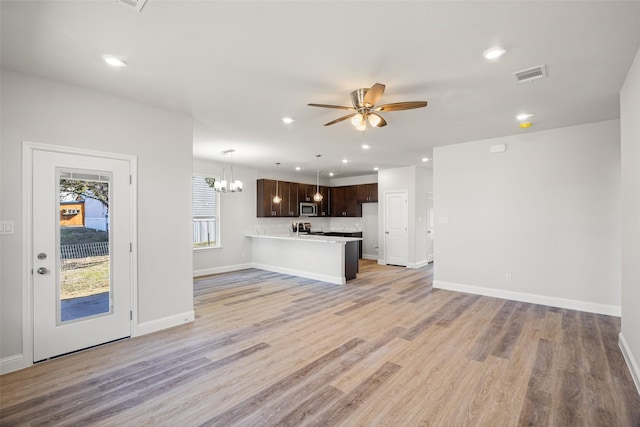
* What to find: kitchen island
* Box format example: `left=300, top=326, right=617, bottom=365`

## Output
left=245, top=233, right=361, bottom=284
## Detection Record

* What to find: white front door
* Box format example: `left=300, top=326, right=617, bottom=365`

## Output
left=384, top=191, right=408, bottom=266
left=32, top=148, right=132, bottom=362
left=427, top=193, right=434, bottom=263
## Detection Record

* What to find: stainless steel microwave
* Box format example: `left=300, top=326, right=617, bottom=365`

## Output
left=299, top=202, right=317, bottom=216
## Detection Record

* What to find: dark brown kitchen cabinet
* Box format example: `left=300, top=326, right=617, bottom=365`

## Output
left=282, top=181, right=299, bottom=217
left=257, top=179, right=299, bottom=217
left=330, top=186, right=361, bottom=217
left=257, top=179, right=281, bottom=217
left=356, top=183, right=378, bottom=203
left=317, top=186, right=330, bottom=216
left=298, top=183, right=315, bottom=202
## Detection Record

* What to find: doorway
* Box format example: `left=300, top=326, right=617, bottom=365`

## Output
left=384, top=191, right=408, bottom=266
left=26, top=143, right=135, bottom=362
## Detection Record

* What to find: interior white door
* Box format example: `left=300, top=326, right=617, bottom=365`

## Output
left=427, top=193, right=434, bottom=263
left=32, top=149, right=132, bottom=362
left=384, top=191, right=408, bottom=266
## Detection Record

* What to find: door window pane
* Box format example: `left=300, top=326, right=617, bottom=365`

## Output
left=59, top=171, right=111, bottom=322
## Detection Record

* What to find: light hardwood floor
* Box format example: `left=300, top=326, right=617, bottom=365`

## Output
left=1, top=261, right=639, bottom=426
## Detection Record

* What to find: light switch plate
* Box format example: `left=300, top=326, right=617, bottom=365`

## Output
left=0, top=221, right=15, bottom=235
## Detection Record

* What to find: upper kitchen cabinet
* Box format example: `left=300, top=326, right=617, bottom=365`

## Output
left=356, top=183, right=378, bottom=203
left=330, top=185, right=361, bottom=217
left=257, top=179, right=299, bottom=217
left=317, top=186, right=331, bottom=216
left=282, top=181, right=299, bottom=217
left=257, top=179, right=281, bottom=217
left=298, top=183, right=315, bottom=203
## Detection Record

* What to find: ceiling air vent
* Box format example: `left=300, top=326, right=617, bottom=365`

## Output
left=118, top=0, right=148, bottom=12
left=513, top=65, right=547, bottom=83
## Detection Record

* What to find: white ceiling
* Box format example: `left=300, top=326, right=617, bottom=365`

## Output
left=3, top=1, right=640, bottom=177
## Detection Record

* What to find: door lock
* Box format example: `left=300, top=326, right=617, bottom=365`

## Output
left=37, top=267, right=48, bottom=275
left=37, top=252, right=47, bottom=260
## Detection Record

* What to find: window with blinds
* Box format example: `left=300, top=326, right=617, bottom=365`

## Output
left=192, top=175, right=219, bottom=248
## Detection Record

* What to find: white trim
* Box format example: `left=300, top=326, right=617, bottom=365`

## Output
left=251, top=263, right=345, bottom=285
left=378, top=260, right=387, bottom=265
left=21, top=143, right=34, bottom=371
left=433, top=280, right=621, bottom=316
left=194, top=263, right=253, bottom=278
left=382, top=190, right=409, bottom=267
left=135, top=310, right=195, bottom=336
left=619, top=333, right=640, bottom=396
left=407, top=259, right=429, bottom=269
left=22, top=141, right=139, bottom=366
left=0, top=353, right=29, bottom=374
left=362, top=254, right=378, bottom=261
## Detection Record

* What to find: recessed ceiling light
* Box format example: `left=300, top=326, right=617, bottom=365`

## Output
left=329, top=172, right=335, bottom=177
left=342, top=159, right=348, bottom=164
left=102, top=55, right=127, bottom=67
left=282, top=117, right=295, bottom=124
left=295, top=166, right=301, bottom=171
left=422, top=157, right=429, bottom=162
left=483, top=47, right=506, bottom=60
left=519, top=122, right=532, bottom=129
left=362, top=144, right=370, bottom=150
left=374, top=167, right=379, bottom=171
left=516, top=113, right=534, bottom=121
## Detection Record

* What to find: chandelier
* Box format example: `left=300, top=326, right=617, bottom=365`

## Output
left=213, top=149, right=243, bottom=193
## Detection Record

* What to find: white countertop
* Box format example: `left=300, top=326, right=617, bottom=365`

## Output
left=245, top=233, right=362, bottom=243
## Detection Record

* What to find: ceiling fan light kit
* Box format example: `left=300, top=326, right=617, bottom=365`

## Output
left=308, top=83, right=427, bottom=131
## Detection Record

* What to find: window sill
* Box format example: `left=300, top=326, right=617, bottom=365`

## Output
left=193, top=245, right=222, bottom=252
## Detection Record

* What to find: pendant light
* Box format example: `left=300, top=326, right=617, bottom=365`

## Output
left=313, top=154, right=323, bottom=202
left=273, top=162, right=282, bottom=204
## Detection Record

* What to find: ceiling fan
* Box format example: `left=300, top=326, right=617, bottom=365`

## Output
left=308, top=83, right=427, bottom=130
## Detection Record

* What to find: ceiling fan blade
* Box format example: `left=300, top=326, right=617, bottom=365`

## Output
left=308, top=103, right=356, bottom=111
left=374, top=101, right=428, bottom=112
left=324, top=113, right=357, bottom=126
left=363, top=83, right=385, bottom=107
left=368, top=112, right=387, bottom=127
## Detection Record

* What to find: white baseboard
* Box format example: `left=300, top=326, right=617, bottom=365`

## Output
left=193, top=263, right=252, bottom=278
left=433, top=280, right=621, bottom=316
left=362, top=254, right=378, bottom=260
left=0, top=353, right=30, bottom=374
left=410, top=260, right=430, bottom=269
left=251, top=263, right=345, bottom=285
left=134, top=310, right=195, bottom=337
left=619, top=333, right=640, bottom=396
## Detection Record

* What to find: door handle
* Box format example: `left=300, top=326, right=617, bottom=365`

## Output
left=37, top=267, right=48, bottom=275
left=385, top=231, right=389, bottom=234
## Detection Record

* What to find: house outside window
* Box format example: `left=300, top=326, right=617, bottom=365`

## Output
left=192, top=175, right=220, bottom=248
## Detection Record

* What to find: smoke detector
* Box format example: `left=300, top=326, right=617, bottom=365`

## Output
left=513, top=65, right=548, bottom=83
left=118, top=0, right=148, bottom=12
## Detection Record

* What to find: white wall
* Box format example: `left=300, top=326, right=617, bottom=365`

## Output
left=361, top=203, right=379, bottom=259
left=620, top=45, right=640, bottom=391
left=0, top=71, right=194, bottom=369
left=330, top=174, right=378, bottom=186
left=433, top=120, right=621, bottom=315
left=192, top=159, right=257, bottom=276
